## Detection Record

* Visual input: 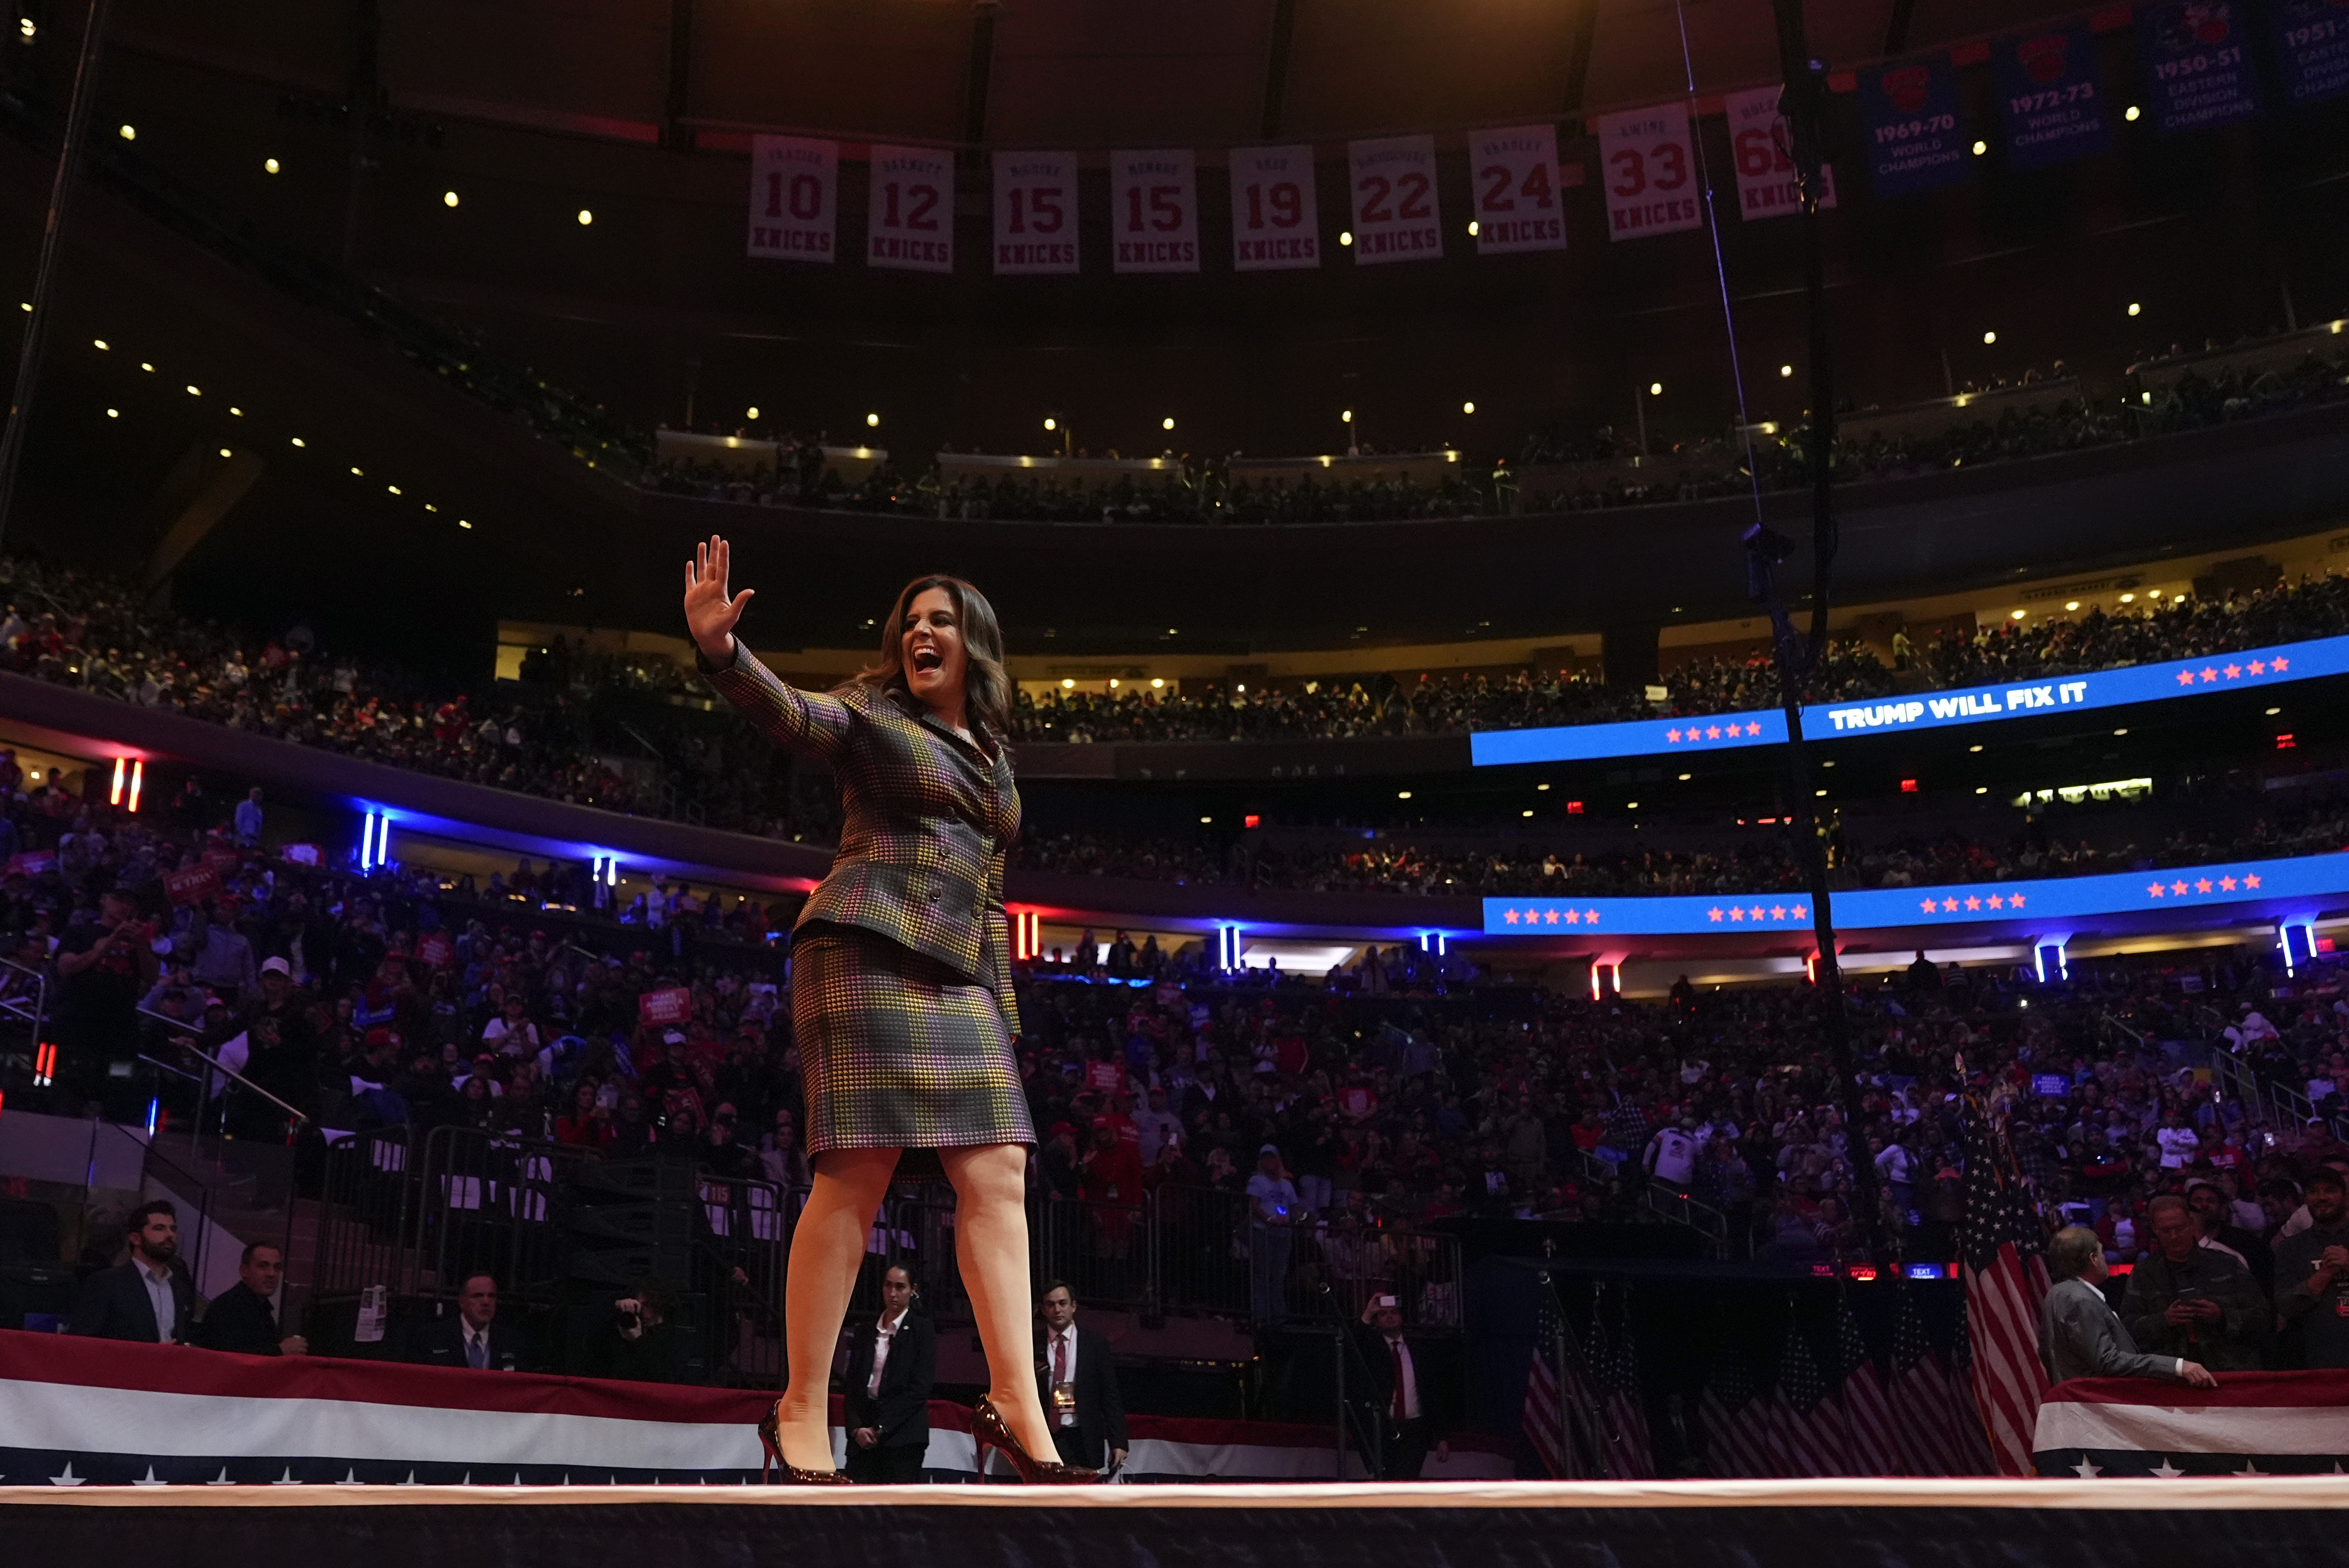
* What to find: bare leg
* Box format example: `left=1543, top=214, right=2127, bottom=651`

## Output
left=775, top=1146, right=900, bottom=1472
left=939, top=1142, right=1059, bottom=1461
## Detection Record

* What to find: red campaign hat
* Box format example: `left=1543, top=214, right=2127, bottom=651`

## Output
left=1049, top=1121, right=1076, bottom=1138
left=363, top=1027, right=396, bottom=1046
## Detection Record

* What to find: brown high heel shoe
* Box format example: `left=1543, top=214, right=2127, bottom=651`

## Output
left=756, top=1398, right=851, bottom=1485
left=971, top=1395, right=1101, bottom=1484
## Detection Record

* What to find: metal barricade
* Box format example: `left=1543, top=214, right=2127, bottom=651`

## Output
left=1149, top=1183, right=1250, bottom=1317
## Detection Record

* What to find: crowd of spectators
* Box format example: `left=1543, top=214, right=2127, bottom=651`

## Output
left=1016, top=782, right=2349, bottom=899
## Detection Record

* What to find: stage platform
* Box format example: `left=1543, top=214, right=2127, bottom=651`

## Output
left=2, top=1477, right=2342, bottom=1568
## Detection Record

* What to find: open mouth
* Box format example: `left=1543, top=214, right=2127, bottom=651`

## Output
left=911, top=646, right=943, bottom=674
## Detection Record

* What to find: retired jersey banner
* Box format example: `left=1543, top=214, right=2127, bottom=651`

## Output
left=1593, top=103, right=1701, bottom=241
left=865, top=145, right=953, bottom=273
left=1859, top=55, right=1969, bottom=195
left=1346, top=135, right=1444, bottom=264
left=2273, top=0, right=2349, bottom=104
left=1724, top=86, right=1836, bottom=220
left=1228, top=145, right=1321, bottom=271
left=746, top=135, right=836, bottom=263
left=1469, top=125, right=1567, bottom=254
left=1111, top=149, right=1201, bottom=273
left=2139, top=2, right=2260, bottom=131
left=1996, top=26, right=2111, bottom=168
left=992, top=150, right=1079, bottom=275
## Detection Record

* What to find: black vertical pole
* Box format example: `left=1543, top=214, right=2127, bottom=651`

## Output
left=0, top=0, right=114, bottom=549
left=1762, top=0, right=1885, bottom=1263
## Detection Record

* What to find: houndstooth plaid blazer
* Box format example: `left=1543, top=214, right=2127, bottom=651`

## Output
left=701, top=641, right=1022, bottom=1033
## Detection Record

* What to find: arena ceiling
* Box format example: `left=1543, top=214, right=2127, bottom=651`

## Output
left=110, top=0, right=2090, bottom=151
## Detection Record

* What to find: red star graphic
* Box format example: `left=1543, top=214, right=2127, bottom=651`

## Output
left=1770, top=905, right=1787, bottom=920
left=1705, top=725, right=1723, bottom=740
left=2171, top=881, right=2189, bottom=896
left=1729, top=906, right=1746, bottom=922
left=2009, top=894, right=2024, bottom=908
left=1543, top=908, right=1561, bottom=924
left=1919, top=898, right=1936, bottom=914
left=2245, top=874, right=2261, bottom=889
left=2148, top=883, right=2164, bottom=897
left=2200, top=667, right=2219, bottom=683
left=1745, top=722, right=1763, bottom=737
left=1941, top=898, right=1959, bottom=912
left=2219, top=876, right=2237, bottom=891
left=2273, top=656, right=2290, bottom=672
left=1987, top=895, right=2004, bottom=909
left=1964, top=897, right=1982, bottom=911
left=2224, top=663, right=2242, bottom=680
left=1708, top=907, right=1724, bottom=922
left=1749, top=906, right=1767, bottom=922
left=1564, top=908, right=1581, bottom=924
left=1790, top=905, right=1807, bottom=920
left=2176, top=669, right=2196, bottom=686
left=1667, top=729, right=1683, bottom=743
left=1584, top=910, right=1600, bottom=924
left=2195, top=878, right=2213, bottom=894
left=1503, top=908, right=1520, bottom=924
left=2249, top=660, right=2266, bottom=675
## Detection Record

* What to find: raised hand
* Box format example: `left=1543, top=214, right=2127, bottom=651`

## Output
left=684, top=534, right=756, bottom=663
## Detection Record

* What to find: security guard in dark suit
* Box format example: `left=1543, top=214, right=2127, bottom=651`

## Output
left=1034, top=1280, right=1128, bottom=1473
left=843, top=1264, right=936, bottom=1483
left=70, top=1201, right=196, bottom=1343
left=406, top=1272, right=525, bottom=1371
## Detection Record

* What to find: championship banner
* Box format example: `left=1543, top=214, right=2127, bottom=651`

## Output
left=1592, top=104, right=1701, bottom=241
left=2139, top=1, right=2260, bottom=132
left=1345, top=134, right=1444, bottom=264
left=1110, top=149, right=1201, bottom=273
left=866, top=144, right=953, bottom=274
left=1858, top=55, right=1969, bottom=195
left=1996, top=25, right=2111, bottom=169
left=2272, top=0, right=2349, bottom=104
left=1469, top=125, right=1567, bottom=255
left=991, top=150, right=1079, bottom=275
left=0, top=1332, right=1513, bottom=1484
left=1724, top=86, right=1836, bottom=220
left=1228, top=144, right=1320, bottom=271
left=745, top=135, right=836, bottom=263
left=2032, top=1370, right=2349, bottom=1476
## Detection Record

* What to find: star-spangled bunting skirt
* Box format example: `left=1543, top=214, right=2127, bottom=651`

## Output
left=790, top=922, right=1035, bottom=1155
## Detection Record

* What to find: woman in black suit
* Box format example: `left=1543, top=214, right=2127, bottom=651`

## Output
left=843, top=1264, right=935, bottom=1484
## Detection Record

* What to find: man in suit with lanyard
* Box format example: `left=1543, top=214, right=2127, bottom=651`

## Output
left=844, top=1264, right=935, bottom=1482
left=406, top=1273, right=524, bottom=1371
left=1354, top=1292, right=1452, bottom=1480
left=1034, top=1281, right=1127, bottom=1475
left=70, top=1200, right=195, bottom=1343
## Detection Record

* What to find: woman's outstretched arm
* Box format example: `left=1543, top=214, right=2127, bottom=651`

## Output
left=685, top=533, right=853, bottom=758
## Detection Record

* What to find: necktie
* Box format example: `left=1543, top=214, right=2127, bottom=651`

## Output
left=1054, top=1332, right=1068, bottom=1387
left=1389, top=1338, right=1407, bottom=1422
left=468, top=1333, right=487, bottom=1370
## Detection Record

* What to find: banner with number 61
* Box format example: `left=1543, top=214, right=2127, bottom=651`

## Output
left=1724, top=87, right=1835, bottom=222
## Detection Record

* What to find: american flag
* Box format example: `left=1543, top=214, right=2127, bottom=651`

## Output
left=1887, top=1286, right=1987, bottom=1475
left=1697, top=1336, right=1774, bottom=1477
left=1521, top=1293, right=1582, bottom=1477
left=1832, top=1295, right=1900, bottom=1475
left=1960, top=1103, right=2052, bottom=1476
left=1597, top=1291, right=1654, bottom=1479
left=1771, top=1316, right=1842, bottom=1477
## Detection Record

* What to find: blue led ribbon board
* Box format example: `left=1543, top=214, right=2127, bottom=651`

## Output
left=1469, top=634, right=2349, bottom=767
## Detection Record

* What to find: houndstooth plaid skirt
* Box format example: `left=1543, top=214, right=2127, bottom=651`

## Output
left=790, top=922, right=1035, bottom=1156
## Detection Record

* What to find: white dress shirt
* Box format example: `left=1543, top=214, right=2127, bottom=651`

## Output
left=867, top=1308, right=908, bottom=1397
left=1046, top=1326, right=1079, bottom=1426
left=138, top=1260, right=177, bottom=1343
left=1381, top=1332, right=1421, bottom=1421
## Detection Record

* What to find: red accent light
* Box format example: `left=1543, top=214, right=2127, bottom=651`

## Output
left=1566, top=800, right=1585, bottom=815
left=2277, top=733, right=2297, bottom=750
left=1844, top=1263, right=1879, bottom=1282
left=2321, top=937, right=2338, bottom=954
left=1243, top=814, right=1260, bottom=830
left=1899, top=778, right=1919, bottom=793
left=2107, top=1261, right=2133, bottom=1276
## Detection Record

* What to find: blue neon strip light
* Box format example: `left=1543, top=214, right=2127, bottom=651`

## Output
left=1470, top=633, right=2349, bottom=767
left=1482, top=851, right=2349, bottom=936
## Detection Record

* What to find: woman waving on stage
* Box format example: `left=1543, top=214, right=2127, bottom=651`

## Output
left=685, top=536, right=1087, bottom=1485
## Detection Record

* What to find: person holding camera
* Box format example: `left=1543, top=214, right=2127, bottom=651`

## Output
left=597, top=1279, right=690, bottom=1384
left=842, top=1264, right=934, bottom=1483
left=55, top=886, right=159, bottom=1097
left=2120, top=1194, right=2268, bottom=1371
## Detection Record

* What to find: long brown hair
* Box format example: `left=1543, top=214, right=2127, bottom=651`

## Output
left=848, top=574, right=1012, bottom=737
